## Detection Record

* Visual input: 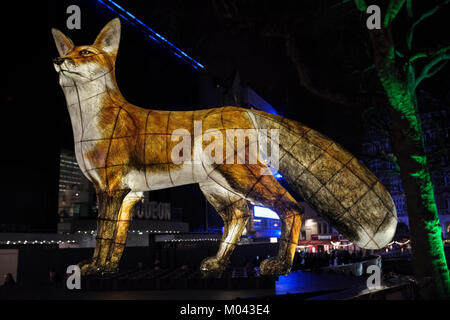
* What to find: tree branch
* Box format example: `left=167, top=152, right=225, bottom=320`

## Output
left=380, top=150, right=401, bottom=174
left=331, top=0, right=355, bottom=10
left=406, top=0, right=450, bottom=50
left=384, top=0, right=406, bottom=28
left=416, top=59, right=450, bottom=88
left=406, top=0, right=413, bottom=18
left=285, top=35, right=388, bottom=108
left=410, top=45, right=450, bottom=62
left=354, top=0, right=368, bottom=11
left=415, top=47, right=450, bottom=88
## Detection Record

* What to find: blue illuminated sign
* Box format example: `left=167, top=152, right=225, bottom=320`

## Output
left=253, top=206, right=280, bottom=220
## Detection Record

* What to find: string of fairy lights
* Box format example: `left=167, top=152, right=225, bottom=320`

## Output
left=5, top=237, right=449, bottom=247
left=0, top=240, right=77, bottom=245
left=0, top=235, right=412, bottom=246
left=297, top=239, right=412, bottom=249
left=0, top=229, right=223, bottom=245
left=76, top=229, right=182, bottom=235
left=328, top=240, right=411, bottom=248
left=163, top=238, right=220, bottom=243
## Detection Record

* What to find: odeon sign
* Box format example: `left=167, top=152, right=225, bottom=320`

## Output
left=133, top=201, right=171, bottom=221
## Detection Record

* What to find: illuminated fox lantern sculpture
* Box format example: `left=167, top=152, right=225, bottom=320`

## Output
left=52, top=19, right=397, bottom=275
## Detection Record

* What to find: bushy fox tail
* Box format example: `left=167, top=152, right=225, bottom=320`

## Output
left=250, top=110, right=397, bottom=249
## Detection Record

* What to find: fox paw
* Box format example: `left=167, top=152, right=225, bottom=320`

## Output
left=200, top=256, right=226, bottom=277
left=259, top=257, right=291, bottom=275
left=77, top=259, right=118, bottom=276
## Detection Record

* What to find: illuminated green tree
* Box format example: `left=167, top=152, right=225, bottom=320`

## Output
left=352, top=0, right=450, bottom=298
left=277, top=0, right=450, bottom=298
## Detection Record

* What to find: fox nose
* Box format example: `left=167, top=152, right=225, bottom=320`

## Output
left=53, top=57, right=65, bottom=65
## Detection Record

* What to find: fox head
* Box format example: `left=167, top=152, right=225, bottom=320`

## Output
left=52, top=18, right=121, bottom=84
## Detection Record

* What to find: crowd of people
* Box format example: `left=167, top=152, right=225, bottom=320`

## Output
left=292, top=249, right=367, bottom=271
left=232, top=248, right=369, bottom=273
left=1, top=268, right=63, bottom=289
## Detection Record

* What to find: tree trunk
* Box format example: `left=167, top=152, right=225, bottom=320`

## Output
left=389, top=102, right=450, bottom=298
left=370, top=28, right=450, bottom=299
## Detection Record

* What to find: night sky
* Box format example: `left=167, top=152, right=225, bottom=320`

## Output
left=1, top=0, right=449, bottom=231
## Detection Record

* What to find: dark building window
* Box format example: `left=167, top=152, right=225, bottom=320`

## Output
left=444, top=175, right=450, bottom=187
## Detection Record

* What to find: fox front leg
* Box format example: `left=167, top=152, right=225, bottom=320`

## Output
left=199, top=182, right=250, bottom=276
left=108, top=192, right=143, bottom=268
left=79, top=189, right=130, bottom=275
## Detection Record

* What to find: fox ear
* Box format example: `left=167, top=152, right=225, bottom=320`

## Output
left=94, top=18, right=121, bottom=54
left=51, top=28, right=74, bottom=56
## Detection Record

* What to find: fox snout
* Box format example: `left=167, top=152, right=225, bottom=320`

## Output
left=53, top=57, right=65, bottom=65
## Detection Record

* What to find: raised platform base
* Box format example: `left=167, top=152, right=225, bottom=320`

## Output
left=83, top=267, right=277, bottom=291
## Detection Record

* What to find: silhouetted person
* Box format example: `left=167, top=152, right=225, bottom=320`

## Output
left=180, top=264, right=189, bottom=272
left=137, top=262, right=144, bottom=271
left=351, top=251, right=357, bottom=262
left=292, top=252, right=300, bottom=270
left=3, top=273, right=15, bottom=286
left=343, top=250, right=350, bottom=264
left=242, top=256, right=249, bottom=268
left=49, top=268, right=62, bottom=283
left=330, top=250, right=336, bottom=266
left=337, top=250, right=343, bottom=265
left=154, top=259, right=161, bottom=271
left=253, top=255, right=260, bottom=266
left=323, top=252, right=330, bottom=267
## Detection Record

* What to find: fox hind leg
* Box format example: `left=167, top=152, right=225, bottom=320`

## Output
left=199, top=181, right=250, bottom=276
left=251, top=186, right=303, bottom=275
left=259, top=200, right=303, bottom=275
left=209, top=164, right=303, bottom=275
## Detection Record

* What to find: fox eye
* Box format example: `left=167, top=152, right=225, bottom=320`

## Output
left=79, top=50, right=93, bottom=55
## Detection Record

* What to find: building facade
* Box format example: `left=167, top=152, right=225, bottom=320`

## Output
left=58, top=150, right=96, bottom=220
